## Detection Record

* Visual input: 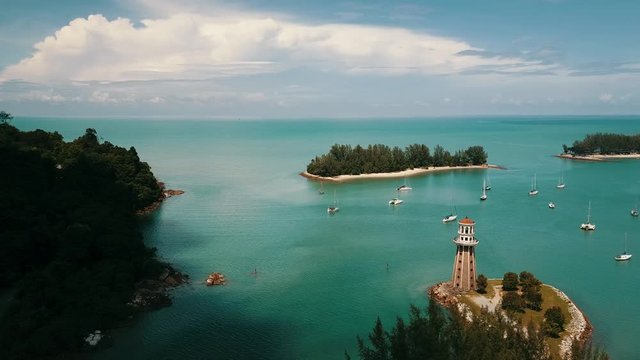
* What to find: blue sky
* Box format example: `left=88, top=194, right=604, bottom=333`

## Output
left=1, top=0, right=639, bottom=118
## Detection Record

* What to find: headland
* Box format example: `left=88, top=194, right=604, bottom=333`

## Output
left=429, top=281, right=592, bottom=359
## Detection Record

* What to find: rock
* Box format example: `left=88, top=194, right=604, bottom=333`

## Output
left=129, top=267, right=188, bottom=311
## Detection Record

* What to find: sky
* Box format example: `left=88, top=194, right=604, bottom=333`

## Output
left=0, top=0, right=639, bottom=118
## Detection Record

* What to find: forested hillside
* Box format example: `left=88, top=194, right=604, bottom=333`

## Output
left=0, top=120, right=166, bottom=359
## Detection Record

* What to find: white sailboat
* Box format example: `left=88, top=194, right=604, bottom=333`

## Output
left=318, top=181, right=325, bottom=195
left=443, top=196, right=458, bottom=223
left=396, top=177, right=412, bottom=191
left=528, top=174, right=539, bottom=196
left=614, top=233, right=632, bottom=261
left=556, top=173, right=565, bottom=189
left=484, top=176, right=492, bottom=191
left=548, top=202, right=555, bottom=209
left=631, top=199, right=639, bottom=217
left=389, top=198, right=404, bottom=206
left=480, top=179, right=487, bottom=201
left=327, top=190, right=339, bottom=214
left=580, top=201, right=596, bottom=231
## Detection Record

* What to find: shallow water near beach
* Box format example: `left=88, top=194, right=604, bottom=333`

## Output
left=17, top=116, right=640, bottom=359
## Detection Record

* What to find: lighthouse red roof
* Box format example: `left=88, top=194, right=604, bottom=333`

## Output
left=459, top=217, right=475, bottom=225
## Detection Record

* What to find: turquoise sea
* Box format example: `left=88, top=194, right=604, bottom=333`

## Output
left=15, top=116, right=640, bottom=359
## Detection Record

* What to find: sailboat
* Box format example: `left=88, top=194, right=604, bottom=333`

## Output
left=580, top=201, right=596, bottom=231
left=528, top=174, right=539, bottom=196
left=484, top=176, right=491, bottom=191
left=556, top=173, right=565, bottom=189
left=396, top=178, right=412, bottom=191
left=480, top=179, right=487, bottom=201
left=631, top=199, right=639, bottom=217
left=443, top=196, right=458, bottom=223
left=614, top=233, right=632, bottom=261
left=327, top=190, right=339, bottom=214
left=318, top=181, right=325, bottom=195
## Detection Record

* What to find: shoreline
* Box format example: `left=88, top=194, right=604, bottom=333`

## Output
left=428, top=281, right=592, bottom=359
left=556, top=153, right=640, bottom=162
left=137, top=188, right=185, bottom=215
left=301, top=164, right=503, bottom=183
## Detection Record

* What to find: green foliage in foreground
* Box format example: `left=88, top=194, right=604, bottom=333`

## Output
left=563, top=132, right=640, bottom=156
left=544, top=306, right=566, bottom=338
left=307, top=143, right=488, bottom=177
left=0, top=120, right=165, bottom=359
left=354, top=300, right=608, bottom=360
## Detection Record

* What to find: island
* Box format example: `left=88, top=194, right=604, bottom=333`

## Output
left=354, top=272, right=603, bottom=360
left=429, top=273, right=593, bottom=360
left=558, top=132, right=640, bottom=161
left=303, top=143, right=496, bottom=182
left=0, top=118, right=186, bottom=359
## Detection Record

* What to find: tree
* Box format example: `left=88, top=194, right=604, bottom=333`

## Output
left=567, top=340, right=610, bottom=360
left=465, top=145, right=488, bottom=165
left=502, top=272, right=519, bottom=291
left=432, top=145, right=446, bottom=167
left=502, top=291, right=525, bottom=312
left=357, top=317, right=390, bottom=360
left=543, top=306, right=565, bottom=338
left=476, top=274, right=488, bottom=294
left=522, top=287, right=543, bottom=311
left=519, top=271, right=541, bottom=288
left=0, top=111, right=12, bottom=124
left=357, top=299, right=558, bottom=360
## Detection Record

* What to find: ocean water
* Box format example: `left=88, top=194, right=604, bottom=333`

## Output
left=15, top=116, right=640, bottom=359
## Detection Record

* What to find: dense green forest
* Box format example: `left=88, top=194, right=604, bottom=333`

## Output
left=0, top=117, right=166, bottom=359
left=353, top=300, right=609, bottom=360
left=563, top=133, right=640, bottom=155
left=307, top=144, right=488, bottom=177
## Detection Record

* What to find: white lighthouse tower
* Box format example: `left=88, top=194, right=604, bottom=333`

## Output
left=451, top=217, right=479, bottom=292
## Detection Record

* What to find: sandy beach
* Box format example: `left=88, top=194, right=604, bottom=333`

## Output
left=556, top=153, right=640, bottom=162
left=301, top=164, right=502, bottom=183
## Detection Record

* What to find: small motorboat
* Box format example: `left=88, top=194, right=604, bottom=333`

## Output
left=389, top=198, right=404, bottom=206
left=548, top=202, right=555, bottom=209
left=442, top=214, right=458, bottom=223
left=327, top=206, right=339, bottom=214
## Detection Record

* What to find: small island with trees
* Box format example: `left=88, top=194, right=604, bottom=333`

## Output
left=303, top=143, right=493, bottom=182
left=354, top=271, right=604, bottom=360
left=559, top=132, right=640, bottom=161
left=0, top=113, right=186, bottom=359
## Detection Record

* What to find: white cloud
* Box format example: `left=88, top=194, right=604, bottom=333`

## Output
left=1, top=11, right=554, bottom=84
left=599, top=93, right=614, bottom=103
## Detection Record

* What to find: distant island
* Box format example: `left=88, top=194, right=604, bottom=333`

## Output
left=304, top=143, right=491, bottom=181
left=0, top=116, right=185, bottom=359
left=559, top=132, right=640, bottom=161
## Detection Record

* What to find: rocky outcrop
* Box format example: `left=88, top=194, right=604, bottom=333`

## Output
left=136, top=182, right=184, bottom=215
left=428, top=282, right=461, bottom=307
left=129, top=266, right=189, bottom=311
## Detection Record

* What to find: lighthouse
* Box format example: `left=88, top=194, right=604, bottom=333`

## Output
left=451, top=217, right=478, bottom=292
